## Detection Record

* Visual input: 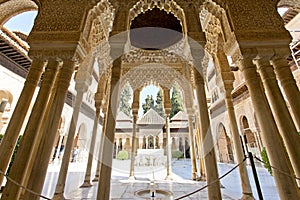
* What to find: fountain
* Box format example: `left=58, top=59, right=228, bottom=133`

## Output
left=134, top=172, right=173, bottom=199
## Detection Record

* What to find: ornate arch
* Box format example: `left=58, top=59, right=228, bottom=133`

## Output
left=0, top=0, right=38, bottom=25
left=129, top=0, right=187, bottom=34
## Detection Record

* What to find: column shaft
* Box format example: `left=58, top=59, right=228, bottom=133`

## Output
left=93, top=112, right=107, bottom=182
left=97, top=59, right=121, bottom=200
left=271, top=58, right=300, bottom=130
left=188, top=115, right=197, bottom=180
left=52, top=90, right=85, bottom=199
left=129, top=114, right=138, bottom=179
left=194, top=69, right=221, bottom=200
left=225, top=93, right=253, bottom=198
left=239, top=58, right=300, bottom=199
left=0, top=59, right=44, bottom=186
left=165, top=114, right=172, bottom=179
left=255, top=59, right=300, bottom=184
left=81, top=111, right=100, bottom=187
left=24, top=60, right=75, bottom=199
left=1, top=59, right=60, bottom=200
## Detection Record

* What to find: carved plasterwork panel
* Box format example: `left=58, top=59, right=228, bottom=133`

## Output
left=0, top=0, right=37, bottom=25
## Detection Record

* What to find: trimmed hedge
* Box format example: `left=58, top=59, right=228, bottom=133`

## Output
left=117, top=150, right=129, bottom=160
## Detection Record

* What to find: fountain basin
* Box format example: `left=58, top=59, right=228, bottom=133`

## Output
left=135, top=189, right=173, bottom=200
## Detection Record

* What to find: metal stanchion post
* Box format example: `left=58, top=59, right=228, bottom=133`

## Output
left=243, top=135, right=264, bottom=200
left=248, top=151, right=264, bottom=200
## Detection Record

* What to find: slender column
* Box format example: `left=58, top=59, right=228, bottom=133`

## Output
left=271, top=57, right=300, bottom=130
left=238, top=56, right=300, bottom=199
left=194, top=69, right=221, bottom=200
left=23, top=59, right=76, bottom=200
left=93, top=111, right=107, bottom=182
left=224, top=81, right=254, bottom=199
left=1, top=58, right=60, bottom=200
left=254, top=57, right=300, bottom=184
left=129, top=114, right=138, bottom=179
left=163, top=89, right=172, bottom=180
left=81, top=109, right=100, bottom=187
left=97, top=58, right=122, bottom=200
left=129, top=90, right=140, bottom=180
left=187, top=114, right=198, bottom=180
left=52, top=88, right=86, bottom=199
left=216, top=50, right=254, bottom=199
left=0, top=59, right=44, bottom=186
left=92, top=72, right=110, bottom=182
left=195, top=114, right=206, bottom=181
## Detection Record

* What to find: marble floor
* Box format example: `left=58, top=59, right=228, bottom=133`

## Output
left=38, top=159, right=280, bottom=200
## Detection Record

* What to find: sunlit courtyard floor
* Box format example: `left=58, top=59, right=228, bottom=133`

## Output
left=41, top=159, right=279, bottom=200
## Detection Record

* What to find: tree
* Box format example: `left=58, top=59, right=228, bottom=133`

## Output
left=142, top=95, right=154, bottom=114
left=170, top=86, right=183, bottom=118
left=120, top=84, right=132, bottom=117
left=154, top=90, right=164, bottom=117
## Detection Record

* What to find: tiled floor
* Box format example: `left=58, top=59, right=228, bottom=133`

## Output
left=40, top=159, right=279, bottom=199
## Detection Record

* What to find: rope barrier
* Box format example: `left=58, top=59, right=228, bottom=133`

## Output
left=174, top=157, right=247, bottom=200
left=0, top=170, right=51, bottom=200
left=254, top=156, right=300, bottom=181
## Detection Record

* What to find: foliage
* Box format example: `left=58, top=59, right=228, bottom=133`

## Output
left=172, top=150, right=183, bottom=159
left=298, top=132, right=300, bottom=136
left=142, top=95, right=155, bottom=114
left=6, top=135, right=23, bottom=176
left=120, top=84, right=132, bottom=117
left=154, top=90, right=164, bottom=117
left=0, top=134, right=3, bottom=143
left=170, top=86, right=183, bottom=118
left=117, top=150, right=129, bottom=160
left=261, top=147, right=272, bottom=175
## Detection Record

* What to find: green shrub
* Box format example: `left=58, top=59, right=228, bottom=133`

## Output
left=172, top=150, right=183, bottom=159
left=0, top=134, right=3, bottom=143
left=117, top=150, right=129, bottom=160
left=261, top=147, right=272, bottom=175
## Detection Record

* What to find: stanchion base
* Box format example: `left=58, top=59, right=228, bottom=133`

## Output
left=128, top=176, right=136, bottom=181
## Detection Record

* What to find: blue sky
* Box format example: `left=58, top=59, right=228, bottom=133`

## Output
left=3, top=11, right=37, bottom=34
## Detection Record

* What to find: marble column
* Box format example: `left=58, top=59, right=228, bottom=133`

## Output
left=217, top=50, right=253, bottom=199
left=187, top=113, right=198, bottom=180
left=23, top=59, right=76, bottom=200
left=163, top=89, right=172, bottom=180
left=238, top=56, right=300, bottom=199
left=129, top=90, right=140, bottom=180
left=271, top=57, right=300, bottom=130
left=194, top=69, right=221, bottom=200
left=93, top=110, right=107, bottom=182
left=224, top=81, right=253, bottom=199
left=97, top=57, right=122, bottom=200
left=254, top=57, right=300, bottom=184
left=52, top=56, right=93, bottom=199
left=81, top=108, right=101, bottom=187
left=1, top=58, right=60, bottom=200
left=129, top=113, right=138, bottom=179
left=195, top=114, right=206, bottom=181
left=0, top=59, right=44, bottom=187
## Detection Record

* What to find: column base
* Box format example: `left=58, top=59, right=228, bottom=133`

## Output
left=165, top=175, right=173, bottom=181
left=198, top=176, right=206, bottom=181
left=80, top=181, right=92, bottom=188
left=92, top=177, right=99, bottom=182
left=128, top=176, right=136, bottom=180
left=52, top=193, right=67, bottom=200
left=192, top=173, right=198, bottom=181
left=240, top=193, right=254, bottom=200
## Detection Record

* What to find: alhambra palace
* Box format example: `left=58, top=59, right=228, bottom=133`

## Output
left=0, top=0, right=300, bottom=199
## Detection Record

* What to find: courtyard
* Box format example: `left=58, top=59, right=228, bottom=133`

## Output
left=41, top=159, right=279, bottom=200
